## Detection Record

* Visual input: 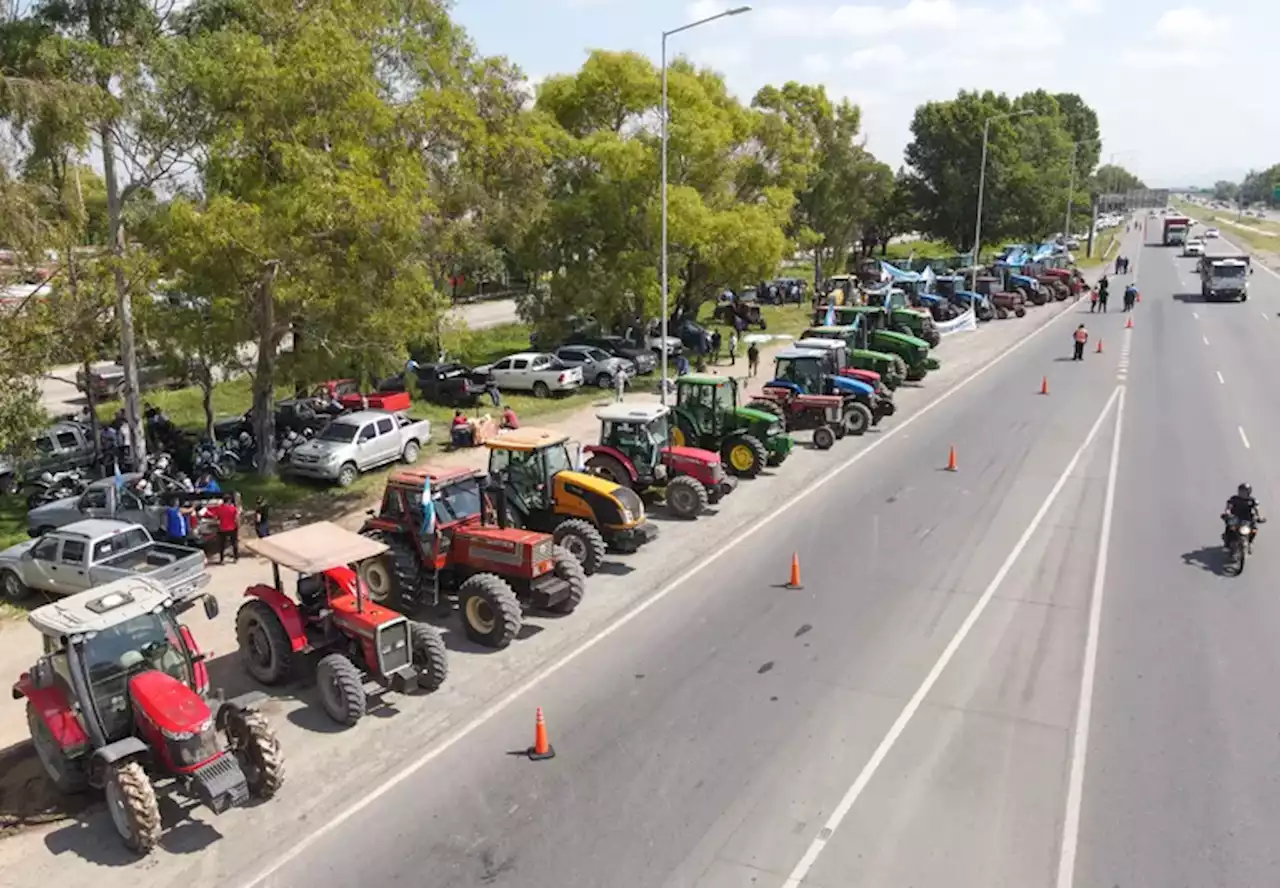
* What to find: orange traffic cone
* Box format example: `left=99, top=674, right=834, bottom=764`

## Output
left=1136, top=292, right=1141, bottom=303
left=1125, top=316, right=1133, bottom=329
left=528, top=707, right=555, bottom=760
left=946, top=445, right=958, bottom=472
left=1040, top=375, right=1049, bottom=395
left=1096, top=339, right=1104, bottom=354
left=786, top=552, right=803, bottom=589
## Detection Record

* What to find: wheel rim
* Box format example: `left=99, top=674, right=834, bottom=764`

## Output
left=105, top=777, right=135, bottom=843
left=561, top=533, right=588, bottom=561
left=226, top=719, right=262, bottom=787
left=247, top=621, right=273, bottom=670
left=729, top=444, right=755, bottom=471
left=671, top=427, right=687, bottom=447
left=465, top=596, right=496, bottom=634
left=363, top=562, right=393, bottom=603
left=669, top=485, right=698, bottom=513
left=3, top=573, right=20, bottom=599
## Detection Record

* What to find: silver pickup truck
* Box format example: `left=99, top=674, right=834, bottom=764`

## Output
left=0, top=519, right=209, bottom=603
left=287, top=409, right=430, bottom=486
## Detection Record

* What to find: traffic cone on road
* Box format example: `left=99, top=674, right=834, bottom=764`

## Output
left=1096, top=339, right=1104, bottom=354
left=1040, top=375, right=1049, bottom=395
left=528, top=707, right=555, bottom=761
left=946, top=445, right=958, bottom=472
left=1125, top=316, right=1134, bottom=329
left=786, top=552, right=803, bottom=589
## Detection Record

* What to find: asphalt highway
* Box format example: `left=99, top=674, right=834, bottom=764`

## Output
left=251, top=244, right=1177, bottom=887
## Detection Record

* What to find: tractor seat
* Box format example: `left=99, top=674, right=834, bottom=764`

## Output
left=296, top=574, right=326, bottom=614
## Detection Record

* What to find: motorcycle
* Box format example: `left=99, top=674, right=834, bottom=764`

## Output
left=25, top=469, right=88, bottom=509
left=1223, top=514, right=1265, bottom=574
left=193, top=440, right=240, bottom=481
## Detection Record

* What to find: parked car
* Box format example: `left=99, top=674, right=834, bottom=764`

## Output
left=0, top=519, right=208, bottom=602
left=287, top=409, right=430, bottom=486
left=76, top=357, right=186, bottom=401
left=479, top=352, right=584, bottom=398
left=26, top=474, right=224, bottom=540
left=0, top=420, right=98, bottom=495
left=563, top=334, right=657, bottom=375
left=554, top=345, right=637, bottom=389
left=380, top=362, right=491, bottom=407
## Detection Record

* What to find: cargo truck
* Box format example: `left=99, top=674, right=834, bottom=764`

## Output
left=1162, top=215, right=1191, bottom=246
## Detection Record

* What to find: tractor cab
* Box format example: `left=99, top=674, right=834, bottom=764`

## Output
left=596, top=404, right=669, bottom=475
left=485, top=427, right=582, bottom=517
left=934, top=275, right=961, bottom=300
left=772, top=348, right=827, bottom=393
left=673, top=374, right=740, bottom=441
left=671, top=374, right=793, bottom=476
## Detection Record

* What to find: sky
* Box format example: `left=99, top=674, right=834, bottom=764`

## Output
left=452, top=0, right=1277, bottom=187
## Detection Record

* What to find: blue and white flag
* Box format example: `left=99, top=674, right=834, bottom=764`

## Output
left=113, top=459, right=124, bottom=490
left=421, top=475, right=436, bottom=535
left=824, top=301, right=836, bottom=326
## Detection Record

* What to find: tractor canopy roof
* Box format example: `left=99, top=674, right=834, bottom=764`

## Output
left=244, top=521, right=388, bottom=574
left=803, top=325, right=855, bottom=335
left=484, top=426, right=569, bottom=451
left=794, top=338, right=843, bottom=352
left=29, top=576, right=175, bottom=638
left=775, top=347, right=830, bottom=361
left=677, top=373, right=731, bottom=387
left=595, top=403, right=669, bottom=423
left=388, top=464, right=478, bottom=490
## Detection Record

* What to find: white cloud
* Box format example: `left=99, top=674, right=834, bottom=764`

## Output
left=829, top=0, right=965, bottom=36
left=1122, top=47, right=1222, bottom=70
left=1067, top=0, right=1101, bottom=13
left=1155, top=8, right=1231, bottom=40
left=843, top=44, right=908, bottom=69
left=801, top=53, right=831, bottom=74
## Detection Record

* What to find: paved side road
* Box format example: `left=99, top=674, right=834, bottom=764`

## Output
left=0, top=285, right=1091, bottom=885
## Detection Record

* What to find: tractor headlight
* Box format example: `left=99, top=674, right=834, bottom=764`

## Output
left=533, top=539, right=554, bottom=563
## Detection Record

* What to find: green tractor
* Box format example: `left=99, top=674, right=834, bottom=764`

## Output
left=809, top=306, right=939, bottom=382
left=670, top=374, right=793, bottom=478
left=801, top=324, right=908, bottom=390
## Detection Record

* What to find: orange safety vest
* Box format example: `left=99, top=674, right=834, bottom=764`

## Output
left=1074, top=328, right=1089, bottom=343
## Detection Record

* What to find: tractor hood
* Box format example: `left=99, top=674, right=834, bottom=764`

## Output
left=874, top=329, right=930, bottom=350
left=666, top=444, right=720, bottom=466
left=826, top=375, right=873, bottom=397
left=849, top=347, right=899, bottom=363
left=735, top=406, right=783, bottom=426
left=129, top=670, right=213, bottom=736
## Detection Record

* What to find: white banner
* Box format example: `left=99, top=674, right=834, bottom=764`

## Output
left=936, top=307, right=978, bottom=336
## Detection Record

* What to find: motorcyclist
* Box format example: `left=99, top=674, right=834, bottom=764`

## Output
left=1223, top=483, right=1265, bottom=550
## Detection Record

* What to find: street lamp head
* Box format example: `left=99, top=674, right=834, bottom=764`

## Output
left=727, top=5, right=752, bottom=13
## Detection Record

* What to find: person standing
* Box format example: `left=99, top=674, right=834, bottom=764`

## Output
left=162, top=494, right=188, bottom=544
left=253, top=496, right=271, bottom=538
left=710, top=329, right=722, bottom=364
left=1097, top=276, right=1109, bottom=312
left=1123, top=283, right=1137, bottom=312
left=728, top=330, right=739, bottom=366
left=747, top=342, right=760, bottom=378
left=1072, top=324, right=1089, bottom=361
left=212, top=494, right=240, bottom=563
left=613, top=367, right=627, bottom=403
left=1089, top=287, right=1098, bottom=313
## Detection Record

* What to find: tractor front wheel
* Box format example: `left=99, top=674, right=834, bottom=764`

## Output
left=812, top=425, right=836, bottom=450
left=458, top=573, right=523, bottom=648
left=27, top=703, right=88, bottom=793
left=722, top=435, right=767, bottom=478
left=664, top=474, right=709, bottom=519
left=224, top=709, right=285, bottom=799
left=105, top=761, right=161, bottom=854
left=408, top=621, right=449, bottom=690
left=236, top=601, right=293, bottom=686
left=553, top=519, right=606, bottom=576
left=315, top=654, right=366, bottom=726
left=545, top=546, right=586, bottom=615
left=845, top=403, right=873, bottom=436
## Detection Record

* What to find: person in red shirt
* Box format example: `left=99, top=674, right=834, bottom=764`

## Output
left=211, top=494, right=241, bottom=563
left=501, top=405, right=519, bottom=430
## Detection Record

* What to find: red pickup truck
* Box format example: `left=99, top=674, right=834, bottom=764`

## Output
left=313, top=379, right=412, bottom=413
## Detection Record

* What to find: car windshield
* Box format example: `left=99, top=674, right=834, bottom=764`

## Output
left=544, top=442, right=575, bottom=476
left=586, top=348, right=611, bottom=362
left=318, top=422, right=358, bottom=443
left=1214, top=265, right=1247, bottom=279
left=434, top=477, right=484, bottom=521
left=78, top=611, right=191, bottom=741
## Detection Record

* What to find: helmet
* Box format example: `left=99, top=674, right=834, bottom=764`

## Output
left=1238, top=483, right=1252, bottom=498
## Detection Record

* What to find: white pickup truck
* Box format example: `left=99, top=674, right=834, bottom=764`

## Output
left=481, top=352, right=584, bottom=398
left=0, top=519, right=209, bottom=602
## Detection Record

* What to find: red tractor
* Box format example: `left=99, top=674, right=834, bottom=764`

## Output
left=235, top=522, right=449, bottom=727
left=584, top=403, right=737, bottom=519
left=14, top=577, right=283, bottom=854
left=357, top=466, right=587, bottom=649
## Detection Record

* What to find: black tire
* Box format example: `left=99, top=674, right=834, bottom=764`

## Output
left=996, top=306, right=1009, bottom=320
left=532, top=381, right=550, bottom=399
left=236, top=600, right=293, bottom=685
left=458, top=573, right=523, bottom=649
left=401, top=439, right=420, bottom=463
left=553, top=518, right=606, bottom=576
left=844, top=403, right=872, bottom=436
left=224, top=709, right=285, bottom=799
left=832, top=420, right=847, bottom=439
left=408, top=621, right=449, bottom=690
left=664, top=474, right=708, bottom=519
left=812, top=425, right=836, bottom=450
left=1014, top=306, right=1026, bottom=318
left=358, top=532, right=420, bottom=609
left=545, top=546, right=586, bottom=615
left=721, top=434, right=767, bottom=478
left=894, top=323, right=913, bottom=336
left=105, top=761, right=161, bottom=854
left=27, top=703, right=88, bottom=793
left=336, top=462, right=358, bottom=487
left=595, top=373, right=613, bottom=389
left=928, top=332, right=942, bottom=347
left=746, top=399, right=785, bottom=425
left=315, top=653, right=366, bottom=726
left=890, top=356, right=909, bottom=383
left=585, top=453, right=632, bottom=487
left=2, top=569, right=30, bottom=603
left=213, top=460, right=235, bottom=481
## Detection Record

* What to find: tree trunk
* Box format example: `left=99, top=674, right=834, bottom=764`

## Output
left=199, top=360, right=215, bottom=443
left=82, top=359, right=101, bottom=471
left=252, top=263, right=281, bottom=478
left=98, top=122, right=145, bottom=471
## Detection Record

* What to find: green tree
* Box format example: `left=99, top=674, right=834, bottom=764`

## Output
left=1092, top=164, right=1145, bottom=194
left=1212, top=179, right=1240, bottom=203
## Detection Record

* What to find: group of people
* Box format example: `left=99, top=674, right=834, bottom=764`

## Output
left=1114, top=256, right=1132, bottom=274
left=449, top=404, right=520, bottom=448
left=160, top=491, right=271, bottom=564
left=1089, top=275, right=1140, bottom=313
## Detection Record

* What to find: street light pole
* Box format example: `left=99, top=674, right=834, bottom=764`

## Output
left=660, top=6, right=751, bottom=405
left=1065, top=140, right=1081, bottom=242
left=971, top=109, right=1033, bottom=291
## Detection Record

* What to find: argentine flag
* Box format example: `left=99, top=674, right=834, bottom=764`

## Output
left=824, top=301, right=836, bottom=326
left=421, top=475, right=436, bottom=535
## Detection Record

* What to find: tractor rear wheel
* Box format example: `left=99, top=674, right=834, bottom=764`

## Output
left=408, top=621, right=449, bottom=690
left=545, top=546, right=586, bottom=615
left=358, top=532, right=420, bottom=609
left=812, top=425, right=836, bottom=450
left=722, top=435, right=767, bottom=478
left=224, top=709, right=284, bottom=799
left=105, top=761, right=161, bottom=854
left=664, top=474, right=708, bottom=519
left=553, top=519, right=606, bottom=576
left=27, top=703, right=88, bottom=793
left=844, top=403, right=873, bottom=436
left=746, top=399, right=785, bottom=423
left=458, top=573, right=523, bottom=648
left=890, top=356, right=909, bottom=385
left=236, top=601, right=293, bottom=686
left=585, top=453, right=632, bottom=488
left=315, top=654, right=366, bottom=726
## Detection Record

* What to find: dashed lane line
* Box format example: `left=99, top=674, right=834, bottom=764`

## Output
left=1240, top=426, right=1251, bottom=449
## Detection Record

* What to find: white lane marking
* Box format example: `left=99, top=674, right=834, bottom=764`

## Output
left=1217, top=371, right=1225, bottom=385
left=1203, top=335, right=1210, bottom=346
left=1192, top=311, right=1199, bottom=320
left=1262, top=313, right=1270, bottom=321
left=1240, top=426, right=1251, bottom=449
left=238, top=298, right=1085, bottom=888
left=780, top=386, right=1124, bottom=888
left=1054, top=387, right=1127, bottom=888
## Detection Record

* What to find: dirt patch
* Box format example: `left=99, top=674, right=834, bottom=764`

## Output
left=0, top=740, right=96, bottom=838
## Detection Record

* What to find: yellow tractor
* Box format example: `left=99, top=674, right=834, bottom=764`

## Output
left=485, top=427, right=658, bottom=575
